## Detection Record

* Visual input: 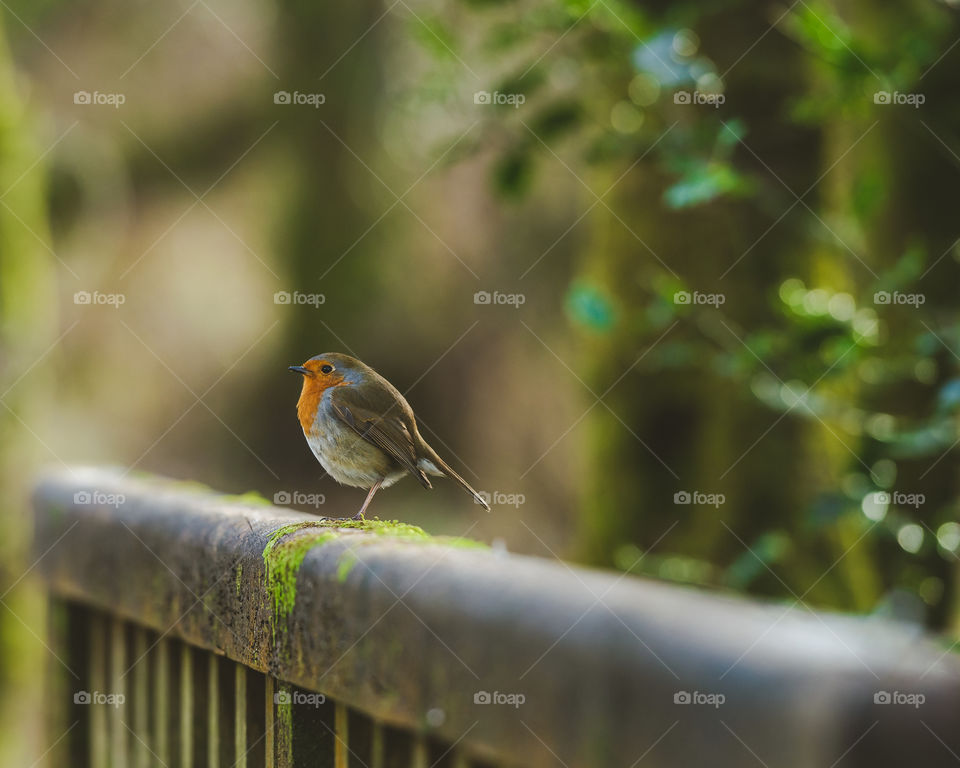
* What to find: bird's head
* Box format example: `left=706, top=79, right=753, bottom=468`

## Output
left=290, top=354, right=365, bottom=428
left=289, top=352, right=375, bottom=392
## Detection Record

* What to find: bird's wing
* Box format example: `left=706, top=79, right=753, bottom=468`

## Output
left=328, top=386, right=432, bottom=489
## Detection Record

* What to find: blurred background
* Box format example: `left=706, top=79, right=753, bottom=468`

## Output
left=1, top=0, right=960, bottom=761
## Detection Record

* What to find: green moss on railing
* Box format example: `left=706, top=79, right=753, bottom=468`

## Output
left=261, top=517, right=488, bottom=651
left=336, top=550, right=359, bottom=583
left=262, top=522, right=335, bottom=643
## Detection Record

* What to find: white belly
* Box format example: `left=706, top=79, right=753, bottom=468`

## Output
left=304, top=425, right=406, bottom=489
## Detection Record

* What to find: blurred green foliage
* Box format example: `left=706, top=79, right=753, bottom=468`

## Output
left=418, top=0, right=960, bottom=626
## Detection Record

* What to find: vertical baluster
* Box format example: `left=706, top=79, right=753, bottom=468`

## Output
left=109, top=619, right=128, bottom=768
left=181, top=645, right=194, bottom=768
left=265, top=677, right=275, bottom=768
left=235, top=665, right=247, bottom=768
left=334, top=703, right=349, bottom=768
left=370, top=722, right=384, bottom=768
left=265, top=678, right=295, bottom=767
left=153, top=639, right=170, bottom=766
left=89, top=613, right=107, bottom=768
left=131, top=627, right=150, bottom=768
left=411, top=736, right=428, bottom=768
left=208, top=655, right=219, bottom=768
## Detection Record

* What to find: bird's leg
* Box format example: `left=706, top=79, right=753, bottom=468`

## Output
left=352, top=478, right=383, bottom=521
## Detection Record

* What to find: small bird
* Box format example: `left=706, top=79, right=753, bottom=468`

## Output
left=289, top=353, right=490, bottom=519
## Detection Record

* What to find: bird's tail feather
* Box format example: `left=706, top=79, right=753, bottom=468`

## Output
left=422, top=449, right=490, bottom=511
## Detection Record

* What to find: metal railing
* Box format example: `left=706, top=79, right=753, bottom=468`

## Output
left=32, top=466, right=960, bottom=767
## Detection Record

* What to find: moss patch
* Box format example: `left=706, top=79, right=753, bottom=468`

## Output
left=275, top=682, right=294, bottom=763
left=262, top=522, right=334, bottom=642
left=261, top=518, right=488, bottom=642
left=336, top=550, right=359, bottom=583
left=332, top=518, right=488, bottom=549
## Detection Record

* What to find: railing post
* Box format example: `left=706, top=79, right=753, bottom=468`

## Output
left=370, top=723, right=384, bottom=768
left=266, top=677, right=294, bottom=767
left=152, top=638, right=170, bottom=766
left=131, top=627, right=150, bottom=768
left=109, top=619, right=128, bottom=768
left=234, top=664, right=247, bottom=768
left=411, top=736, right=428, bottom=768
left=208, top=654, right=219, bottom=768
left=334, top=702, right=349, bottom=768
left=181, top=644, right=194, bottom=768
left=89, top=613, right=107, bottom=768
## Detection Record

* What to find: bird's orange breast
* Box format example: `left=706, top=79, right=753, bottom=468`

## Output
left=297, top=379, right=345, bottom=433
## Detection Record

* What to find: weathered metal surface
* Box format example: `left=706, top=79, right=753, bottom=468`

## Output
left=33, top=466, right=960, bottom=767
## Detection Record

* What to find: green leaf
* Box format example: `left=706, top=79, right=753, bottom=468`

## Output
left=493, top=148, right=533, bottom=198
left=664, top=162, right=753, bottom=209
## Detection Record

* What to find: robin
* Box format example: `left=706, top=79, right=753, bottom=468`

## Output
left=288, top=353, right=490, bottom=519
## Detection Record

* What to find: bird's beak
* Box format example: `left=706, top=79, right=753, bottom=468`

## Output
left=288, top=365, right=311, bottom=376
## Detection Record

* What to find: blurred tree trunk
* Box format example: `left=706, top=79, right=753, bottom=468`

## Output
left=0, top=14, right=60, bottom=765
left=243, top=0, right=392, bottom=477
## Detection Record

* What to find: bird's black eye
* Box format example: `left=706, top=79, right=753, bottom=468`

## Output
left=320, top=364, right=334, bottom=374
